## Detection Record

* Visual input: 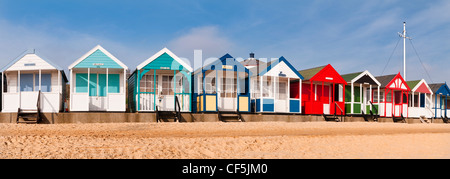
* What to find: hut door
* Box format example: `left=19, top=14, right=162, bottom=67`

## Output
left=157, top=75, right=175, bottom=111
left=275, top=80, right=288, bottom=113
left=89, top=74, right=107, bottom=111
left=218, top=77, right=237, bottom=111
left=393, top=91, right=402, bottom=117
left=323, top=85, right=331, bottom=115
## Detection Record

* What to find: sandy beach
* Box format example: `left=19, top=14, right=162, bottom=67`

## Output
left=0, top=122, right=449, bottom=159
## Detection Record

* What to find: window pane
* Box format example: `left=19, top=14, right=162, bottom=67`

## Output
left=278, top=82, right=287, bottom=99
left=89, top=74, right=97, bottom=97
left=108, top=74, right=120, bottom=93
left=40, top=74, right=52, bottom=92
left=20, top=74, right=34, bottom=92
left=98, top=74, right=107, bottom=97
left=76, top=74, right=88, bottom=93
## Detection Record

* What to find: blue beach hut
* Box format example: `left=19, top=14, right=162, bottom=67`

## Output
left=193, top=54, right=251, bottom=113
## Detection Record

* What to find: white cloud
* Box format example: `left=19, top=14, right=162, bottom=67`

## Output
left=168, top=26, right=235, bottom=68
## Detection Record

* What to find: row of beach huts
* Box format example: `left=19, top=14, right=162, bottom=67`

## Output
left=1, top=45, right=449, bottom=123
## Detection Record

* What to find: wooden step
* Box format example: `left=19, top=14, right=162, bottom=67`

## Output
left=218, top=111, right=243, bottom=122
left=323, top=115, right=340, bottom=122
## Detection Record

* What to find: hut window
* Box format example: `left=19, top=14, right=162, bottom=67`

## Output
left=394, top=91, right=403, bottom=104
left=140, top=75, right=156, bottom=93
left=334, top=85, right=344, bottom=102
left=252, top=79, right=260, bottom=98
left=108, top=74, right=120, bottom=93
left=205, top=77, right=216, bottom=94
left=373, top=90, right=379, bottom=103
left=442, top=98, right=446, bottom=109
left=385, top=91, right=392, bottom=102
left=447, top=99, right=450, bottom=109
left=20, top=74, right=34, bottom=92
left=221, top=78, right=236, bottom=98
left=20, top=73, right=52, bottom=92
left=175, top=75, right=189, bottom=94
left=161, top=75, right=174, bottom=95
left=278, top=81, right=287, bottom=99
left=403, top=93, right=408, bottom=104
left=262, top=77, right=274, bottom=98
left=76, top=74, right=88, bottom=93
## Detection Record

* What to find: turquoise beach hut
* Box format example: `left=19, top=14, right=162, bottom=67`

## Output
left=128, top=48, right=193, bottom=112
left=68, top=45, right=128, bottom=112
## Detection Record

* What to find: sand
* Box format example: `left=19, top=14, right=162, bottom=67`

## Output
left=0, top=122, right=449, bottom=159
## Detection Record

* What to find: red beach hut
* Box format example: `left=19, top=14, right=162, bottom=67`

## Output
left=375, top=73, right=410, bottom=118
left=298, top=64, right=347, bottom=115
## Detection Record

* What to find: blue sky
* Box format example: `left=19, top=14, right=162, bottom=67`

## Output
left=0, top=0, right=449, bottom=83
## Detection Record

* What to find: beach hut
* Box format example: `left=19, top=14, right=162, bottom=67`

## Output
left=241, top=54, right=304, bottom=113
left=406, top=79, right=433, bottom=118
left=341, top=71, right=381, bottom=115
left=429, top=83, right=450, bottom=118
left=299, top=64, right=347, bottom=115
left=68, top=45, right=128, bottom=112
left=128, top=48, right=193, bottom=112
left=374, top=73, right=410, bottom=118
left=193, top=54, right=251, bottom=113
left=1, top=49, right=68, bottom=113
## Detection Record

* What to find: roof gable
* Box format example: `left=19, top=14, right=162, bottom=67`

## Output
left=408, top=79, right=432, bottom=94
left=195, top=54, right=251, bottom=75
left=1, top=49, right=63, bottom=72
left=299, top=64, right=346, bottom=85
left=69, top=45, right=127, bottom=70
left=258, top=57, right=304, bottom=79
left=379, top=73, right=410, bottom=91
left=342, top=70, right=381, bottom=86
left=137, top=48, right=193, bottom=72
left=430, top=83, right=450, bottom=96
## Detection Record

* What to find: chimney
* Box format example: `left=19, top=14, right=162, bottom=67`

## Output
left=250, top=52, right=255, bottom=59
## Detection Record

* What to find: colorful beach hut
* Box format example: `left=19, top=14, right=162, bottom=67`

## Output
left=128, top=48, right=193, bottom=112
left=299, top=64, right=347, bottom=115
left=193, top=54, right=251, bottom=112
left=68, top=45, right=128, bottom=112
left=406, top=79, right=433, bottom=118
left=342, top=71, right=381, bottom=115
left=1, top=49, right=68, bottom=113
left=374, top=73, right=410, bottom=117
left=242, top=55, right=303, bottom=113
left=429, top=83, right=450, bottom=118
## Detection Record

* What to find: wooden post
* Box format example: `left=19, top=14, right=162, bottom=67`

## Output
left=18, top=70, right=20, bottom=108
left=351, top=82, right=354, bottom=114
left=87, top=68, right=90, bottom=110
left=299, top=79, right=302, bottom=113
left=106, top=68, right=109, bottom=111
left=39, top=69, right=41, bottom=91
left=1, top=72, right=3, bottom=111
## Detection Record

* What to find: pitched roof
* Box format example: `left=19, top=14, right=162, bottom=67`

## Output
left=69, top=45, right=128, bottom=70
left=194, top=54, right=251, bottom=76
left=1, top=49, right=64, bottom=72
left=429, top=83, right=445, bottom=93
left=241, top=58, right=267, bottom=67
left=256, top=56, right=304, bottom=79
left=406, top=80, right=421, bottom=90
left=341, top=72, right=363, bottom=82
left=341, top=71, right=381, bottom=86
left=298, top=65, right=327, bottom=81
left=136, top=48, right=192, bottom=72
left=429, top=83, right=450, bottom=96
left=375, top=74, right=397, bottom=88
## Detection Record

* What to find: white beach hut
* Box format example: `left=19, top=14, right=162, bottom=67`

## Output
left=1, top=49, right=68, bottom=113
